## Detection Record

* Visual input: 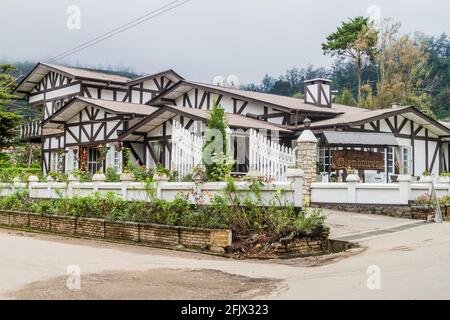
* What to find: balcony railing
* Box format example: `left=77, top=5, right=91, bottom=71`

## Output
left=19, top=120, right=42, bottom=140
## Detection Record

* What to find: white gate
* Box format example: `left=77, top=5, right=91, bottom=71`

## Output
left=171, top=121, right=203, bottom=179
left=248, top=129, right=296, bottom=180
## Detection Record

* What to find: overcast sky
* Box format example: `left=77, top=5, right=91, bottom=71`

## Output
left=1, top=0, right=449, bottom=84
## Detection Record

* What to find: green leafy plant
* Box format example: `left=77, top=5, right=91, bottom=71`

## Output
left=105, top=167, right=120, bottom=182
left=422, top=170, right=432, bottom=176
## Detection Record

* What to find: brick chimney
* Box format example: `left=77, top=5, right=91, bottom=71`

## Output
left=304, top=78, right=332, bottom=108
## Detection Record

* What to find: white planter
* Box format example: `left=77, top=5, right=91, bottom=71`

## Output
left=286, top=168, right=304, bottom=178
left=397, top=174, right=412, bottom=182
left=120, top=172, right=134, bottom=182
left=92, top=173, right=106, bottom=182
left=153, top=173, right=169, bottom=182
left=346, top=174, right=360, bottom=182
left=420, top=176, right=433, bottom=183
left=439, top=176, right=450, bottom=183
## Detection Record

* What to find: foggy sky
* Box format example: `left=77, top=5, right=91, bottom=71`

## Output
left=1, top=0, right=449, bottom=84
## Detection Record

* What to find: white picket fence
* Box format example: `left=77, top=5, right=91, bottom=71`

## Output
left=249, top=129, right=296, bottom=180
left=171, top=121, right=203, bottom=179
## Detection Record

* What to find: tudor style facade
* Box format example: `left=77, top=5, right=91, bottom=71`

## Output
left=13, top=62, right=450, bottom=181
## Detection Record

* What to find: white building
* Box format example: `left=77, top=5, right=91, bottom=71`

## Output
left=13, top=63, right=450, bottom=181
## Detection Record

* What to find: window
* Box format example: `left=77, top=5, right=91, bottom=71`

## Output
left=88, top=148, right=100, bottom=174
left=70, top=149, right=78, bottom=171
left=113, top=150, right=122, bottom=173
left=401, top=146, right=411, bottom=174
left=385, top=147, right=394, bottom=174
left=318, top=147, right=332, bottom=173
left=50, top=151, right=62, bottom=172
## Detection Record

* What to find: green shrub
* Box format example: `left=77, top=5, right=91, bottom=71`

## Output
left=105, top=167, right=120, bottom=182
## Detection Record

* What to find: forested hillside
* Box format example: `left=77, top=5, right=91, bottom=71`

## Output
left=243, top=21, right=450, bottom=120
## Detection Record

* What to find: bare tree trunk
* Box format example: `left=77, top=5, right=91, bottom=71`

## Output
left=357, top=55, right=362, bottom=107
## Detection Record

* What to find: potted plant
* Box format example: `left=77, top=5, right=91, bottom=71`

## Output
left=345, top=167, right=360, bottom=182
left=411, top=194, right=433, bottom=220
left=439, top=196, right=450, bottom=218
left=439, top=172, right=450, bottom=183
left=192, top=165, right=205, bottom=183
left=420, top=170, right=433, bottom=183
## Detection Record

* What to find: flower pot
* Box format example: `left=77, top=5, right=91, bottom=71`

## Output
left=439, top=176, right=450, bottom=183
left=346, top=174, right=360, bottom=182
left=420, top=176, right=433, bottom=183
left=120, top=172, right=134, bottom=182
left=153, top=173, right=169, bottom=182
left=92, top=173, right=106, bottom=182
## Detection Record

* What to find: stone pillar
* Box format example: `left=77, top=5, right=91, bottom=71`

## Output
left=296, top=129, right=318, bottom=207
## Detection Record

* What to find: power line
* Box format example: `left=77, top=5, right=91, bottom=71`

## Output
left=47, top=0, right=192, bottom=63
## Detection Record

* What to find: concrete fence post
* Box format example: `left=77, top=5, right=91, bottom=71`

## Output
left=120, top=173, right=134, bottom=200
left=286, top=168, right=304, bottom=209
left=398, top=174, right=412, bottom=205
left=92, top=173, right=106, bottom=193
left=153, top=173, right=169, bottom=200
left=296, top=129, right=318, bottom=207
left=27, top=176, right=39, bottom=198
left=12, top=177, right=22, bottom=195
left=46, top=176, right=55, bottom=198
left=67, top=174, right=79, bottom=198
left=346, top=174, right=360, bottom=203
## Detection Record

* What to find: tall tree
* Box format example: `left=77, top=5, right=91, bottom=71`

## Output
left=0, top=64, right=22, bottom=149
left=373, top=19, right=434, bottom=115
left=322, top=16, right=378, bottom=106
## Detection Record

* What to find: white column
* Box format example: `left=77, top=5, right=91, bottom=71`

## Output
left=346, top=174, right=360, bottom=203
left=27, top=176, right=39, bottom=198
left=398, top=174, right=411, bottom=204
left=286, top=168, right=304, bottom=208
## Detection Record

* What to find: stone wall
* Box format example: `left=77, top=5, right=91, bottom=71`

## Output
left=312, top=203, right=413, bottom=218
left=0, top=210, right=232, bottom=253
left=274, top=229, right=329, bottom=257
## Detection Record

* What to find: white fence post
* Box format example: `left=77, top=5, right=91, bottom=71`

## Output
left=46, top=176, right=54, bottom=198
left=346, top=174, right=360, bottom=203
left=67, top=174, right=79, bottom=198
left=286, top=168, right=304, bottom=208
left=398, top=175, right=412, bottom=204
left=27, top=176, right=39, bottom=198
left=92, top=173, right=106, bottom=193
left=120, top=173, right=134, bottom=200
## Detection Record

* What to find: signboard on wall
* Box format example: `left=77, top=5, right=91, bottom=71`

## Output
left=332, top=150, right=385, bottom=171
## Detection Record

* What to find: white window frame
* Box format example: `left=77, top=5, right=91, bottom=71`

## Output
left=113, top=149, right=122, bottom=173
left=50, top=151, right=61, bottom=173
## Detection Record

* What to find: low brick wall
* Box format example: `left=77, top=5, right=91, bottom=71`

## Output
left=0, top=210, right=231, bottom=253
left=312, top=203, right=413, bottom=219
left=275, top=229, right=330, bottom=257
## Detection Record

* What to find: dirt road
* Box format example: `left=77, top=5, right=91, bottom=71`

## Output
left=2, top=212, right=450, bottom=299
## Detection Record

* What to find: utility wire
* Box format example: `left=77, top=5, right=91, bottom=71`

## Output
left=47, top=0, right=191, bottom=63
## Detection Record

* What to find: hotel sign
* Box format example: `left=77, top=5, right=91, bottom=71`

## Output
left=332, top=150, right=385, bottom=171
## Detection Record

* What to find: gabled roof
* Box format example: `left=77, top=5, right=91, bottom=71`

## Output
left=150, top=80, right=343, bottom=116
left=300, top=106, right=450, bottom=139
left=120, top=104, right=292, bottom=142
left=12, top=62, right=132, bottom=99
left=42, top=97, right=157, bottom=128
left=126, top=69, right=184, bottom=86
